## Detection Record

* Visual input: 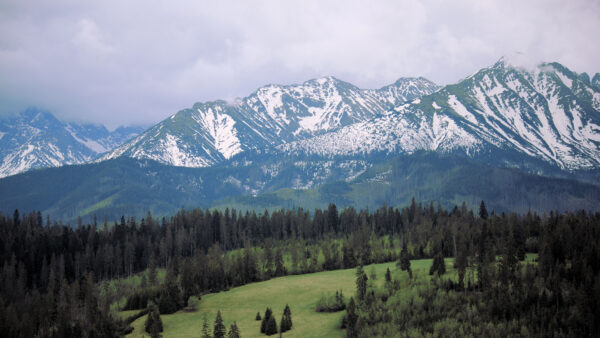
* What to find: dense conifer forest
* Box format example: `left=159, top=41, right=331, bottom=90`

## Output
left=1, top=200, right=599, bottom=337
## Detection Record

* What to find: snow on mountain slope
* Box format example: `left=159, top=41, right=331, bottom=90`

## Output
left=282, top=59, right=600, bottom=171
left=101, top=76, right=440, bottom=166
left=0, top=108, right=144, bottom=178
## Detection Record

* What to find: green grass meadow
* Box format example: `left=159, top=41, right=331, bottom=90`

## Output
left=124, top=258, right=437, bottom=337
left=123, top=254, right=537, bottom=337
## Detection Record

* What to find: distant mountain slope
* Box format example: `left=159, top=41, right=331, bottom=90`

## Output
left=283, top=58, right=600, bottom=171
left=1, top=153, right=599, bottom=224
left=0, top=108, right=144, bottom=178
left=100, top=77, right=440, bottom=167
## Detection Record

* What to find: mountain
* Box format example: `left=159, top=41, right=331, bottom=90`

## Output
left=100, top=77, right=439, bottom=167
left=282, top=58, right=600, bottom=172
left=0, top=108, right=145, bottom=178
left=1, top=59, right=599, bottom=222
left=0, top=153, right=599, bottom=224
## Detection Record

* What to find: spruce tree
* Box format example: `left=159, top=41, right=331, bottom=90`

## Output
left=429, top=252, right=446, bottom=276
left=346, top=297, right=358, bottom=338
left=148, top=254, right=158, bottom=287
left=385, top=267, right=391, bottom=283
left=280, top=304, right=292, bottom=332
left=455, top=233, right=468, bottom=288
left=227, top=322, right=240, bottom=338
left=214, top=310, right=226, bottom=338
left=355, top=265, right=368, bottom=301
left=145, top=305, right=163, bottom=336
left=265, top=315, right=278, bottom=335
left=202, top=315, right=212, bottom=338
left=479, top=200, right=488, bottom=220
left=256, top=311, right=261, bottom=320
left=260, top=307, right=272, bottom=333
left=398, top=242, right=412, bottom=279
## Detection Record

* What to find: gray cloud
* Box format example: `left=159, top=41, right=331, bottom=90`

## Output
left=0, top=0, right=598, bottom=128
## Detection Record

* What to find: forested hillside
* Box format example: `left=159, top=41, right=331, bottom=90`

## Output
left=1, top=200, right=599, bottom=336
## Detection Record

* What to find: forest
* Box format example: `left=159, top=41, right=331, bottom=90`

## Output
left=0, top=199, right=599, bottom=337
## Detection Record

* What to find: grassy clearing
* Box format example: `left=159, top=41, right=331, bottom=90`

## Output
left=124, top=258, right=438, bottom=338
left=123, top=254, right=538, bottom=337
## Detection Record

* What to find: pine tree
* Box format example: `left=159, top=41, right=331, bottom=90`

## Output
left=355, top=265, right=368, bottom=302
left=227, top=322, right=241, bottom=338
left=158, top=263, right=182, bottom=314
left=479, top=200, right=488, bottom=220
left=398, top=242, right=412, bottom=279
left=261, top=307, right=272, bottom=333
left=145, top=305, right=163, bottom=336
left=346, top=297, right=358, bottom=338
left=275, top=248, right=286, bottom=276
left=385, top=267, right=392, bottom=283
left=280, top=304, right=292, bottom=332
left=256, top=311, right=261, bottom=320
left=181, top=258, right=197, bottom=307
left=265, top=315, right=278, bottom=335
left=429, top=252, right=446, bottom=276
left=202, top=315, right=212, bottom=338
left=214, top=310, right=226, bottom=338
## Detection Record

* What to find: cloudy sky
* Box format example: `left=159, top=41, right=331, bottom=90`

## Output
left=1, top=0, right=599, bottom=128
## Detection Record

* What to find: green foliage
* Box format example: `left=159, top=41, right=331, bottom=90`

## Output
left=157, top=263, right=183, bottom=314
left=201, top=315, right=211, bottom=338
left=355, top=265, right=368, bottom=302
left=315, top=290, right=346, bottom=312
left=429, top=253, right=446, bottom=276
left=280, top=304, right=292, bottom=332
left=3, top=153, right=600, bottom=224
left=213, top=310, right=226, bottom=338
left=345, top=297, right=358, bottom=338
left=260, top=307, right=272, bottom=333
left=144, top=305, right=163, bottom=336
left=227, top=322, right=241, bottom=338
left=123, top=287, right=161, bottom=310
left=265, top=315, right=278, bottom=335
left=398, top=242, right=412, bottom=279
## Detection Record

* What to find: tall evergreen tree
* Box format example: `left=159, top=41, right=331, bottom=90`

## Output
left=346, top=297, right=358, bottom=338
left=280, top=304, right=292, bottom=332
left=429, top=252, right=446, bottom=276
left=227, top=322, right=240, bottom=338
left=202, top=315, right=212, bottom=338
left=261, top=307, right=272, bottom=333
left=355, top=265, right=368, bottom=302
left=479, top=200, right=488, bottom=220
left=455, top=232, right=468, bottom=288
left=398, top=242, right=412, bottom=279
left=213, top=310, right=226, bottom=338
left=265, top=315, right=278, bottom=335
left=145, top=305, right=163, bottom=336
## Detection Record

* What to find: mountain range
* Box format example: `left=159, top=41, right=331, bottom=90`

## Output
left=0, top=108, right=144, bottom=178
left=100, top=76, right=439, bottom=167
left=1, top=57, right=599, bottom=222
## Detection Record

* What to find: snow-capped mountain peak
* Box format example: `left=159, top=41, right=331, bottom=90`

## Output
left=281, top=61, right=600, bottom=171
left=101, top=76, right=441, bottom=167
left=0, top=108, right=144, bottom=178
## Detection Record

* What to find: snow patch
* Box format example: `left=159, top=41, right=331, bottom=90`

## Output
left=447, top=95, right=477, bottom=124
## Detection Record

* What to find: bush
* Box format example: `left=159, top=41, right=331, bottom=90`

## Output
left=123, top=287, right=161, bottom=310
left=315, top=290, right=346, bottom=312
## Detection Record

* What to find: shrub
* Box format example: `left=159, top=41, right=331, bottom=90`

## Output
left=315, top=290, right=346, bottom=312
